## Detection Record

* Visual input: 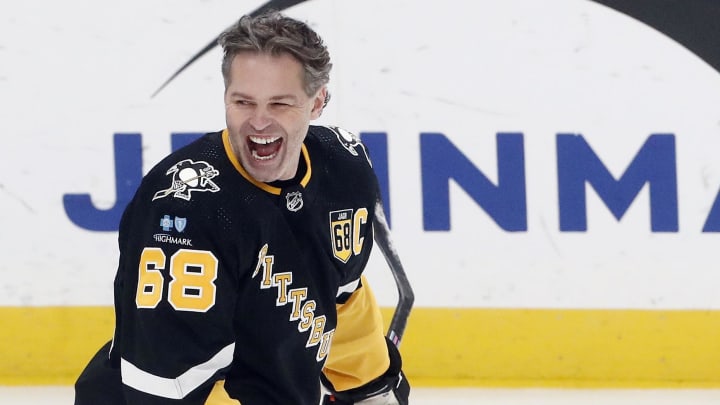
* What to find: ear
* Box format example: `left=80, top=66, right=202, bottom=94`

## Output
left=310, top=86, right=328, bottom=120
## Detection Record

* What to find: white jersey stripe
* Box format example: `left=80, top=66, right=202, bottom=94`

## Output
left=120, top=342, right=235, bottom=399
left=336, top=278, right=360, bottom=298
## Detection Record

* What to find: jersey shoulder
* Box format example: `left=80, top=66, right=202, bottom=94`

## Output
left=306, top=125, right=379, bottom=196
left=307, top=125, right=373, bottom=168
left=122, top=130, right=256, bottom=234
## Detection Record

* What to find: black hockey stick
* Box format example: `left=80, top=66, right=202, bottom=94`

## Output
left=373, top=200, right=414, bottom=347
left=151, top=0, right=311, bottom=98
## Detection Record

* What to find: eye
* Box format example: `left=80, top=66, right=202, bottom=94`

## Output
left=234, top=99, right=253, bottom=106
left=271, top=102, right=291, bottom=107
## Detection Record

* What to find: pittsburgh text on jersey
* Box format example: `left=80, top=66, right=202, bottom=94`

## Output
left=252, top=243, right=334, bottom=362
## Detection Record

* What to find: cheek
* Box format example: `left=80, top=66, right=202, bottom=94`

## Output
left=224, top=105, right=234, bottom=122
left=285, top=128, right=308, bottom=153
left=225, top=107, right=246, bottom=128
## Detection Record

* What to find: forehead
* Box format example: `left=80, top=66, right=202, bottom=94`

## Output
left=226, top=51, right=306, bottom=95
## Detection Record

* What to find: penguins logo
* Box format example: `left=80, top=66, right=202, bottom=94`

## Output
left=153, top=159, right=220, bottom=201
left=330, top=126, right=360, bottom=156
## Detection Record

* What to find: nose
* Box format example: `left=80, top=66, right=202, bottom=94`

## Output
left=249, top=106, right=272, bottom=131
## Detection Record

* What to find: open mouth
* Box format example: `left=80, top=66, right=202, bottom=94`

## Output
left=248, top=136, right=283, bottom=161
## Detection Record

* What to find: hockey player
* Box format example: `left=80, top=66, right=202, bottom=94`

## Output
left=74, top=10, right=409, bottom=405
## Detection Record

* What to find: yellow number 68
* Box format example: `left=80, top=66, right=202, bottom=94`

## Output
left=135, top=247, right=218, bottom=313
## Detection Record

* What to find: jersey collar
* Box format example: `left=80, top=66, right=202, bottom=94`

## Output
left=222, top=129, right=312, bottom=195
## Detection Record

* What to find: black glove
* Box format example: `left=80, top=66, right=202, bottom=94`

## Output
left=322, top=337, right=410, bottom=405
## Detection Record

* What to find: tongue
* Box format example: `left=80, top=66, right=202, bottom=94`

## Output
left=254, top=139, right=281, bottom=157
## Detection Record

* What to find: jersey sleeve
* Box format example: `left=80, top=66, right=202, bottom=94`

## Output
left=322, top=275, right=390, bottom=391
left=321, top=126, right=393, bottom=390
left=327, top=124, right=383, bottom=294
left=109, top=168, right=242, bottom=404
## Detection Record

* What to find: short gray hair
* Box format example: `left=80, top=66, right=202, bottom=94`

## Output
left=219, top=11, right=332, bottom=102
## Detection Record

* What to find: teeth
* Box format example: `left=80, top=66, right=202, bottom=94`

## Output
left=251, top=150, right=277, bottom=161
left=249, top=136, right=280, bottom=144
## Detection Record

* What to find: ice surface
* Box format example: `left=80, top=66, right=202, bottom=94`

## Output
left=2, top=386, right=720, bottom=404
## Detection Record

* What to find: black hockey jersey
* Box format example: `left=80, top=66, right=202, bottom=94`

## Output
left=75, top=126, right=390, bottom=404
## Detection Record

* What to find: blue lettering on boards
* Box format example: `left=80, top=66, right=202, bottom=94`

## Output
left=420, top=132, right=527, bottom=231
left=63, top=131, right=706, bottom=234
left=556, top=133, right=678, bottom=232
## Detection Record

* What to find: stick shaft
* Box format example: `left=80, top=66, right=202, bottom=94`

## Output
left=373, top=201, right=414, bottom=346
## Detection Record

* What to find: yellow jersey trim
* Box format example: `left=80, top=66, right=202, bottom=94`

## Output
left=206, top=380, right=241, bottom=404
left=323, top=276, right=389, bottom=391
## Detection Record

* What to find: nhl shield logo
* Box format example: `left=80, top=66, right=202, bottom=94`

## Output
left=286, top=191, right=304, bottom=212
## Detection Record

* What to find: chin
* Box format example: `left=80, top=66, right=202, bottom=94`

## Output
left=250, top=172, right=274, bottom=183
left=249, top=168, right=281, bottom=183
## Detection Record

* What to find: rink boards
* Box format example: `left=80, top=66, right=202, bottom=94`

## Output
left=2, top=306, right=719, bottom=387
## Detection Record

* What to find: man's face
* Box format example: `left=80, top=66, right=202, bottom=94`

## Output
left=224, top=52, right=325, bottom=183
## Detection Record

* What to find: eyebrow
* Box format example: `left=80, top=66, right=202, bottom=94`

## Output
left=228, top=92, right=299, bottom=102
